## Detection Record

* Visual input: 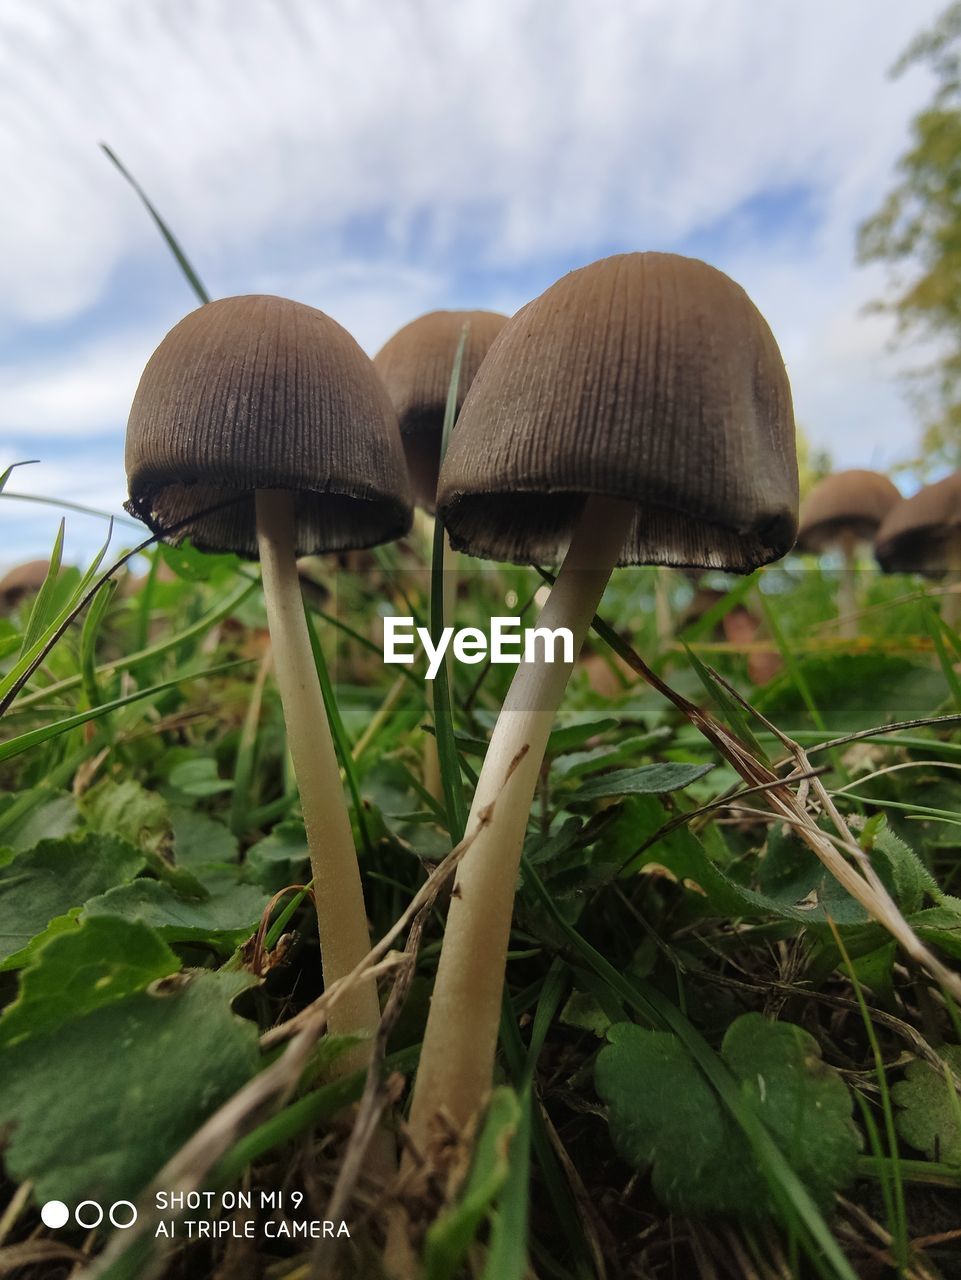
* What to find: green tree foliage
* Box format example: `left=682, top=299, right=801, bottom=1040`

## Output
left=858, top=3, right=961, bottom=466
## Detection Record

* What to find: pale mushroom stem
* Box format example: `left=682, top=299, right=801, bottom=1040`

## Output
left=838, top=529, right=859, bottom=640
left=406, top=493, right=636, bottom=1148
left=255, top=489, right=382, bottom=1069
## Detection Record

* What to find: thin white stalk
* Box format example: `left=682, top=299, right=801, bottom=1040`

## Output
left=255, top=489, right=381, bottom=1069
left=837, top=529, right=859, bottom=640
left=406, top=494, right=636, bottom=1145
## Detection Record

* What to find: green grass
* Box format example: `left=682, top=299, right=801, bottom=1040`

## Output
left=0, top=520, right=959, bottom=1279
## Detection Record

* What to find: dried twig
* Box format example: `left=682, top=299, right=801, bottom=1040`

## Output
left=590, top=622, right=961, bottom=1004
left=325, top=904, right=431, bottom=1223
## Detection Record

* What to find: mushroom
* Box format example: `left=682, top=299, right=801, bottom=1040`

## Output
left=125, top=294, right=412, bottom=1061
left=0, top=559, right=49, bottom=614
left=374, top=309, right=509, bottom=805
left=874, top=471, right=961, bottom=623
left=373, top=309, right=509, bottom=509
left=795, top=469, right=900, bottom=637
left=404, top=252, right=798, bottom=1156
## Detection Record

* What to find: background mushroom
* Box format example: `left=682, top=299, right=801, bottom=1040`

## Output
left=795, top=469, right=900, bottom=637
left=125, top=293, right=412, bottom=1064
left=403, top=252, right=798, bottom=1174
left=373, top=309, right=508, bottom=509
left=874, top=471, right=961, bottom=623
left=0, top=559, right=49, bottom=615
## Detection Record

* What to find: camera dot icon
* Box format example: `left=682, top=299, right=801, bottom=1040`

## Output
left=40, top=1199, right=138, bottom=1230
left=40, top=1201, right=70, bottom=1229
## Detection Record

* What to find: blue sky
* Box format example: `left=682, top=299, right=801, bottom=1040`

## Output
left=0, top=0, right=948, bottom=567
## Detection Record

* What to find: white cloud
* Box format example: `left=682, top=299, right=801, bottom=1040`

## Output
left=0, top=0, right=943, bottom=323
left=0, top=0, right=951, bottom=557
left=0, top=336, right=150, bottom=437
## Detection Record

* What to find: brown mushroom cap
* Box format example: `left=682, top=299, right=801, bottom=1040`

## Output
left=125, top=295, right=412, bottom=557
left=373, top=310, right=509, bottom=508
left=874, top=471, right=961, bottom=575
left=0, top=559, right=49, bottom=612
left=796, top=469, right=901, bottom=553
left=437, top=253, right=798, bottom=570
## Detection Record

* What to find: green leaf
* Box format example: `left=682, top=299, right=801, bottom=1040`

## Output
left=0, top=970, right=259, bottom=1204
left=171, top=808, right=238, bottom=871
left=869, top=822, right=940, bottom=913
left=570, top=762, right=713, bottom=803
left=244, top=819, right=309, bottom=890
left=0, top=834, right=144, bottom=968
left=168, top=756, right=234, bottom=797
left=423, top=1087, right=522, bottom=1280
left=721, top=1015, right=862, bottom=1208
left=595, top=1014, right=860, bottom=1216
left=81, top=779, right=169, bottom=854
left=0, top=917, right=179, bottom=1047
left=0, top=789, right=79, bottom=852
left=552, top=729, right=672, bottom=781
left=892, top=1046, right=961, bottom=1166
left=546, top=717, right=618, bottom=756
left=158, top=538, right=238, bottom=581
left=910, top=899, right=961, bottom=958
left=84, top=871, right=271, bottom=948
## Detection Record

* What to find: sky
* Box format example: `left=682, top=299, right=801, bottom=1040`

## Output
left=0, top=0, right=948, bottom=567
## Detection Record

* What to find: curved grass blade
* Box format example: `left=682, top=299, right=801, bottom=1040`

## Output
left=101, top=143, right=210, bottom=306
left=0, top=522, right=118, bottom=714
left=1, top=490, right=142, bottom=529
left=0, top=461, right=40, bottom=494
left=0, top=660, right=250, bottom=764
left=17, top=520, right=65, bottom=657
left=11, top=579, right=256, bottom=712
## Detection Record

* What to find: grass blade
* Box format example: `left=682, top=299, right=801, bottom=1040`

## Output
left=0, top=522, right=116, bottom=712
left=11, top=579, right=256, bottom=712
left=304, top=607, right=370, bottom=850
left=17, top=520, right=65, bottom=657
left=0, top=460, right=40, bottom=494
left=0, top=660, right=249, bottom=763
left=430, top=325, right=470, bottom=839
left=101, top=143, right=210, bottom=306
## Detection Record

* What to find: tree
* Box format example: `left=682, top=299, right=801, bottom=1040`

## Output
left=858, top=3, right=961, bottom=467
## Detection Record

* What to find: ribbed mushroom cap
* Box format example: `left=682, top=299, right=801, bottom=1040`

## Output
left=796, top=469, right=901, bottom=553
left=436, top=253, right=798, bottom=571
left=125, top=295, right=412, bottom=557
left=373, top=310, right=509, bottom=507
left=0, top=560, right=48, bottom=611
left=874, top=472, right=961, bottom=574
